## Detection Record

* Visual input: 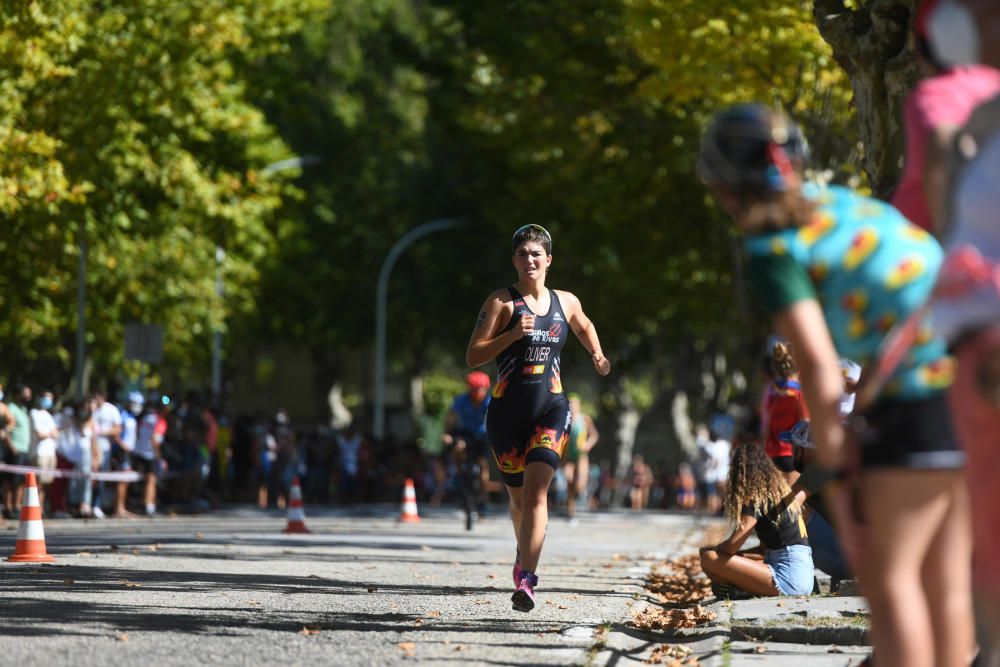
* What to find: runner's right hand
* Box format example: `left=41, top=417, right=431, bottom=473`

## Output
left=516, top=313, right=535, bottom=338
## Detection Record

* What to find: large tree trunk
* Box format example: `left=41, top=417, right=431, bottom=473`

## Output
left=814, top=0, right=920, bottom=199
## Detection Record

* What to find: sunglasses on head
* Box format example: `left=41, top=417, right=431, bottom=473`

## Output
left=512, top=224, right=552, bottom=244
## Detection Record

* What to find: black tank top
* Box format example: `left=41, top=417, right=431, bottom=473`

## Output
left=491, top=287, right=568, bottom=407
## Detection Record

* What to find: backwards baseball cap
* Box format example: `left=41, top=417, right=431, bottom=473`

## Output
left=127, top=390, right=145, bottom=405
left=699, top=104, right=809, bottom=195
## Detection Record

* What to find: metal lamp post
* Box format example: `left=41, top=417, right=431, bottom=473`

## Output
left=373, top=218, right=465, bottom=441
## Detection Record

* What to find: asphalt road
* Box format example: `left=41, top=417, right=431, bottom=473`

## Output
left=0, top=505, right=714, bottom=666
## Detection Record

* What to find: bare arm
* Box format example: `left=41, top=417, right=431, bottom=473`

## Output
left=716, top=516, right=756, bottom=556
left=466, top=291, right=531, bottom=367
left=559, top=291, right=611, bottom=376
left=773, top=300, right=845, bottom=469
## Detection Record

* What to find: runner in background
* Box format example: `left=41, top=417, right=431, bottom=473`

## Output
left=563, top=394, right=598, bottom=524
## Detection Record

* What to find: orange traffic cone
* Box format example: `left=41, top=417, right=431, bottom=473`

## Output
left=399, top=478, right=420, bottom=523
left=7, top=473, right=55, bottom=563
left=282, top=477, right=311, bottom=534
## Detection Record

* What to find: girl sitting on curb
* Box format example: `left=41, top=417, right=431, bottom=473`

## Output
left=699, top=443, right=814, bottom=598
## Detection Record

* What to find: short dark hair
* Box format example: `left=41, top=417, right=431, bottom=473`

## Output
left=511, top=224, right=552, bottom=254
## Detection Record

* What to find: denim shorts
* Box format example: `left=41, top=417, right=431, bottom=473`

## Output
left=765, top=544, right=814, bottom=596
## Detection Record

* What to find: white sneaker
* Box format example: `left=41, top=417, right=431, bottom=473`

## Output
left=145, top=504, right=156, bottom=516
left=92, top=506, right=106, bottom=519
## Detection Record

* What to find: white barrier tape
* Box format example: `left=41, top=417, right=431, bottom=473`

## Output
left=0, top=463, right=142, bottom=483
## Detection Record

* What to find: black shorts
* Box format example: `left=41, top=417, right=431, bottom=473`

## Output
left=855, top=393, right=965, bottom=470
left=111, top=444, right=132, bottom=471
left=131, top=455, right=156, bottom=475
left=486, top=395, right=572, bottom=487
left=770, top=455, right=796, bottom=473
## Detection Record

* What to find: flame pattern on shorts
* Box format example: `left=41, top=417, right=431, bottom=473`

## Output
left=528, top=426, right=568, bottom=457
left=495, top=448, right=526, bottom=474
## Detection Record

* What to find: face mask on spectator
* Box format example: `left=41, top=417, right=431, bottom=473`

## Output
left=40, top=396, right=53, bottom=410
left=929, top=0, right=981, bottom=65
left=129, top=402, right=143, bottom=415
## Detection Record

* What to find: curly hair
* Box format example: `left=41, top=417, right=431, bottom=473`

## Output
left=770, top=341, right=798, bottom=380
left=724, top=443, right=792, bottom=523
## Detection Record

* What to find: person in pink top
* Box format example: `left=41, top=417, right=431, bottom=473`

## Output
left=891, top=0, right=1000, bottom=235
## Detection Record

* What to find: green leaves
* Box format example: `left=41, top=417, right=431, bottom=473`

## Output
left=0, top=0, right=313, bottom=384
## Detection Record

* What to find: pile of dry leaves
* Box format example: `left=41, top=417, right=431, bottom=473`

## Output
left=631, top=548, right=719, bottom=633
left=631, top=604, right=716, bottom=631
left=644, top=554, right=711, bottom=605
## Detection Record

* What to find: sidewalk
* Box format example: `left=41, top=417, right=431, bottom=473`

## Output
left=608, top=529, right=870, bottom=666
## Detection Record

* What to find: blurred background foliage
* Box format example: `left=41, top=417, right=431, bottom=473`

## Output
left=2, top=0, right=913, bottom=453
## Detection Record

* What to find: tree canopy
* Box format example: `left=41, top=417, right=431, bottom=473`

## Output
left=2, top=0, right=885, bottom=430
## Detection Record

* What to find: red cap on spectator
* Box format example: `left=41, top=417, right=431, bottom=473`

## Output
left=916, top=0, right=941, bottom=39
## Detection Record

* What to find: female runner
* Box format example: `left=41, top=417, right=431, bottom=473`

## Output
left=466, top=224, right=611, bottom=612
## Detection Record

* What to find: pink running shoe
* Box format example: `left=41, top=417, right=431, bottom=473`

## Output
left=512, top=549, right=522, bottom=585
left=511, top=571, right=538, bottom=612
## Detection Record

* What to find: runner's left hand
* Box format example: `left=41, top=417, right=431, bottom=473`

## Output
left=592, top=352, right=611, bottom=376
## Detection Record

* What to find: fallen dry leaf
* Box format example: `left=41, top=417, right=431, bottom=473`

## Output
left=427, top=610, right=442, bottom=618
left=76, top=551, right=92, bottom=557
left=194, top=532, right=204, bottom=539
left=119, top=579, right=143, bottom=588
left=453, top=645, right=466, bottom=652
left=116, top=633, right=129, bottom=642
left=367, top=586, right=378, bottom=593
left=487, top=574, right=496, bottom=579
left=776, top=601, right=786, bottom=608
left=419, top=545, right=432, bottom=552
left=110, top=545, right=120, bottom=552
left=398, top=642, right=416, bottom=657
left=645, top=643, right=697, bottom=665
left=473, top=599, right=491, bottom=606
left=414, top=619, right=423, bottom=627
left=63, top=578, right=75, bottom=585
left=298, top=625, right=321, bottom=636
left=754, top=645, right=767, bottom=654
